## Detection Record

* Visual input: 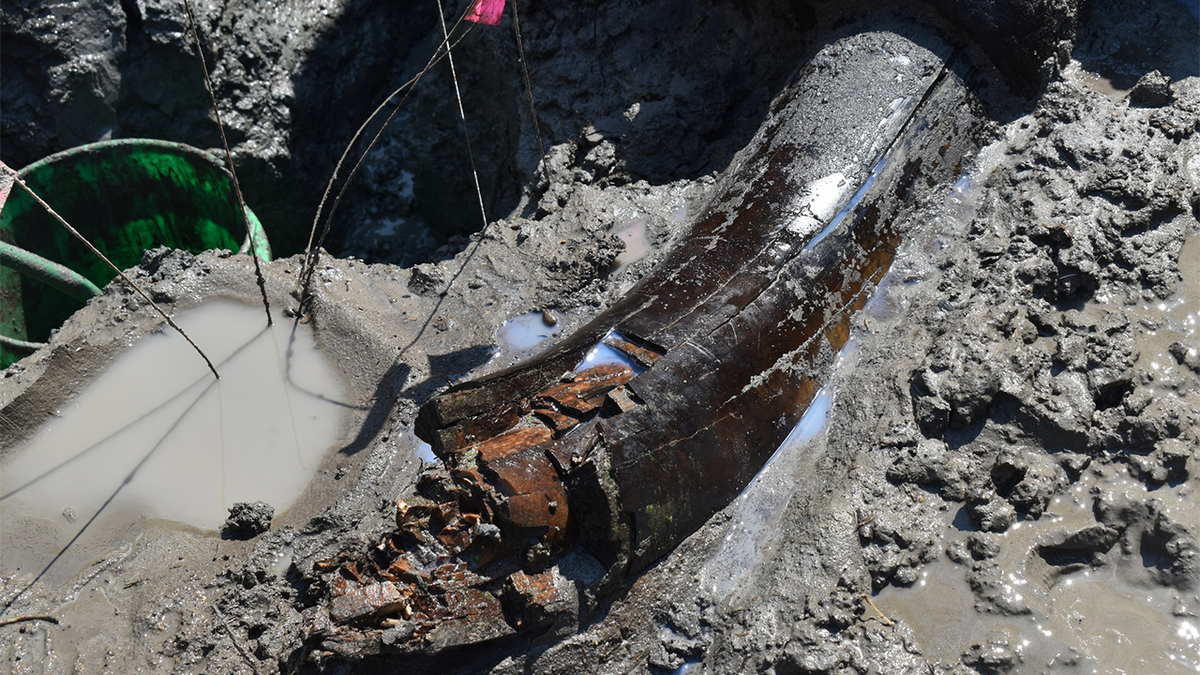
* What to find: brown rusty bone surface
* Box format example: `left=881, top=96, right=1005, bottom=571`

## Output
left=307, top=24, right=987, bottom=657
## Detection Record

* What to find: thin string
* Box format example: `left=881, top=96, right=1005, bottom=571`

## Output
left=435, top=0, right=491, bottom=238
left=181, top=0, right=273, bottom=326
left=297, top=16, right=475, bottom=310
left=510, top=0, right=551, bottom=186
left=3, top=165, right=220, bottom=379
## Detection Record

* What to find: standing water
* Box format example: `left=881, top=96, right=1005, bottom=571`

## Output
left=612, top=216, right=651, bottom=272
left=493, top=311, right=562, bottom=366
left=0, top=300, right=349, bottom=578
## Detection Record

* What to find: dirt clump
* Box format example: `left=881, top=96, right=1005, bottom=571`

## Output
left=225, top=502, right=276, bottom=538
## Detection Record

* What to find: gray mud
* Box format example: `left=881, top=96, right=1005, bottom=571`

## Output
left=2, top=0, right=1199, bottom=673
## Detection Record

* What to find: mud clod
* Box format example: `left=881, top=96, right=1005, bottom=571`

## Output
left=1130, top=69, right=1174, bottom=107
left=225, top=501, right=275, bottom=538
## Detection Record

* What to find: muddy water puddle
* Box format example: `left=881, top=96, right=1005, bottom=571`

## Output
left=874, top=479, right=1200, bottom=673
left=611, top=204, right=688, bottom=274
left=1131, top=232, right=1200, bottom=390
left=574, top=330, right=647, bottom=374
left=400, top=424, right=438, bottom=464
left=1, top=300, right=349, bottom=580
left=612, top=217, right=651, bottom=271
left=1067, top=62, right=1133, bottom=101
left=493, top=311, right=562, bottom=366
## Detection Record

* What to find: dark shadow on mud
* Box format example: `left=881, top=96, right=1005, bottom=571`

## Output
left=287, top=0, right=511, bottom=256
left=420, top=345, right=497, bottom=391
left=291, top=0, right=828, bottom=257
left=337, top=362, right=411, bottom=456
left=294, top=638, right=519, bottom=675
left=1074, top=0, right=1199, bottom=88
left=276, top=1, right=439, bottom=255
left=331, top=360, right=420, bottom=454
left=520, top=0, right=819, bottom=183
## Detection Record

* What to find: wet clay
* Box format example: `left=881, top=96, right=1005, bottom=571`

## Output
left=875, top=478, right=1199, bottom=673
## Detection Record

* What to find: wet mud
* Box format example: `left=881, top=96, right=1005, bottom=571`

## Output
left=2, top=0, right=1199, bottom=673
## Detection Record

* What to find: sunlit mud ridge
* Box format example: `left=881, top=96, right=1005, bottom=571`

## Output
left=303, top=19, right=990, bottom=655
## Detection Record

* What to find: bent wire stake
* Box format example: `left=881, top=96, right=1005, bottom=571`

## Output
left=305, top=21, right=994, bottom=658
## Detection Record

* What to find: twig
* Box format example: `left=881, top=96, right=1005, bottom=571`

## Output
left=510, top=0, right=551, bottom=187
left=0, top=614, right=59, bottom=628
left=861, top=594, right=895, bottom=626
left=211, top=602, right=264, bottom=675
left=181, top=0, right=273, bottom=327
left=3, top=164, right=220, bottom=379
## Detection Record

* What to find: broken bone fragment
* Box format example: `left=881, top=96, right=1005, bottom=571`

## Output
left=329, top=581, right=410, bottom=624
left=307, top=363, right=623, bottom=649
left=307, top=25, right=986, bottom=657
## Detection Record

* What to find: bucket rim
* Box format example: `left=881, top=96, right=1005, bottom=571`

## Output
left=17, top=138, right=232, bottom=180
left=9, top=137, right=272, bottom=261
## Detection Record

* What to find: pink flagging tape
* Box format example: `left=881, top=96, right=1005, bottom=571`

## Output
left=465, top=0, right=505, bottom=25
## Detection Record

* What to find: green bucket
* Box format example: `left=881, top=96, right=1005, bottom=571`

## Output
left=0, top=139, right=272, bottom=368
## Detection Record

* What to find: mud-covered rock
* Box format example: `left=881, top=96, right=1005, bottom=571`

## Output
left=1130, top=69, right=1174, bottom=107
left=1036, top=523, right=1119, bottom=568
left=988, top=447, right=1068, bottom=517
left=961, top=629, right=1020, bottom=674
left=225, top=500, right=275, bottom=538
left=885, top=438, right=961, bottom=491
left=915, top=338, right=1002, bottom=430
left=968, top=561, right=1032, bottom=615
left=1169, top=341, right=1200, bottom=373
left=966, top=491, right=1017, bottom=533
left=1141, top=504, right=1200, bottom=590
left=967, top=533, right=1001, bottom=561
